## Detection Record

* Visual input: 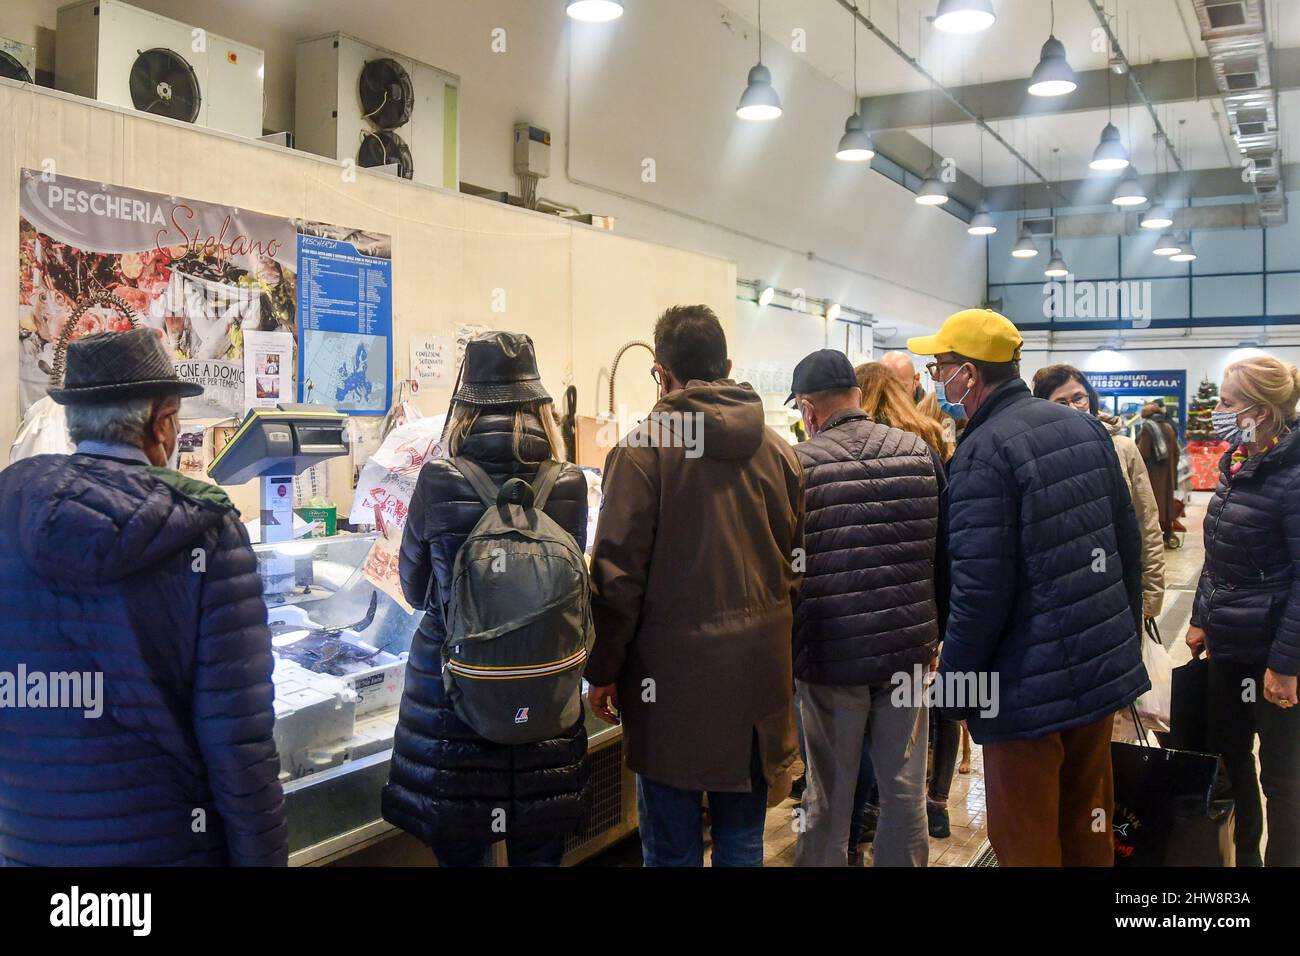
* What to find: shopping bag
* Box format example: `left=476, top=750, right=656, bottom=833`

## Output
left=1134, top=619, right=1173, bottom=731
left=9, top=395, right=73, bottom=462
left=1168, top=655, right=1211, bottom=753
left=1113, top=705, right=1228, bottom=866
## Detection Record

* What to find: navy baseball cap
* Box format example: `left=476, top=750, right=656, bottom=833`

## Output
left=786, top=349, right=858, bottom=405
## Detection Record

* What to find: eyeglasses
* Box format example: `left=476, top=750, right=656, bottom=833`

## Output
left=650, top=366, right=662, bottom=386
left=925, top=361, right=947, bottom=381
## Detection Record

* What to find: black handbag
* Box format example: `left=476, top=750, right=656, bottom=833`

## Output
left=1168, top=655, right=1211, bottom=753
left=1112, top=704, right=1234, bottom=866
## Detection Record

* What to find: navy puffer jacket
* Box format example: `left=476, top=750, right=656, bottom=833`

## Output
left=1192, top=426, right=1300, bottom=675
left=793, top=408, right=947, bottom=686
left=0, top=453, right=287, bottom=866
left=938, top=379, right=1149, bottom=743
left=381, top=413, right=590, bottom=845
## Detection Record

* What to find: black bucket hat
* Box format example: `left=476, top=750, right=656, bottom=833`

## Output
left=48, top=328, right=204, bottom=405
left=452, top=331, right=551, bottom=407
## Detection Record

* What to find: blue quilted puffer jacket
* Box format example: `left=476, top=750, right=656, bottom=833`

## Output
left=1192, top=426, right=1300, bottom=675
left=0, top=452, right=286, bottom=866
left=938, top=379, right=1149, bottom=743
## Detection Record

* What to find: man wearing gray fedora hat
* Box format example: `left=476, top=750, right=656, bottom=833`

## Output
left=0, top=328, right=287, bottom=866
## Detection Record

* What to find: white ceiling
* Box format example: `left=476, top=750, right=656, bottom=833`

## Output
left=716, top=0, right=1300, bottom=189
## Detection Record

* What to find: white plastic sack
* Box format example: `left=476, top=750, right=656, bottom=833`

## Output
left=1135, top=633, right=1173, bottom=731
left=10, top=395, right=74, bottom=463
left=348, top=413, right=446, bottom=528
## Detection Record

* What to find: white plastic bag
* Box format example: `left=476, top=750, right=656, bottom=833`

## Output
left=348, top=413, right=446, bottom=527
left=1135, top=631, right=1173, bottom=731
left=10, top=395, right=74, bottom=463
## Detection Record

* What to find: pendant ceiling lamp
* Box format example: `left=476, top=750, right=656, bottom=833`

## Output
left=1028, top=2, right=1076, bottom=97
left=968, top=126, right=997, bottom=234
left=1112, top=166, right=1147, bottom=206
left=934, top=0, right=995, bottom=33
left=1170, top=233, right=1197, bottom=262
left=566, top=0, right=624, bottom=21
left=1090, top=122, right=1129, bottom=171
left=1153, top=230, right=1181, bottom=255
left=1012, top=223, right=1039, bottom=257
left=737, top=0, right=781, bottom=121
left=836, top=12, right=874, bottom=161
left=915, top=76, right=947, bottom=205
left=1141, top=131, right=1173, bottom=227
left=1045, top=246, right=1068, bottom=277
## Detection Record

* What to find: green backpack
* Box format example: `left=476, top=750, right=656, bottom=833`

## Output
left=438, top=456, right=594, bottom=745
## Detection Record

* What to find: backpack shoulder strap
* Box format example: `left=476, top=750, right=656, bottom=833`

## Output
left=453, top=456, right=499, bottom=508
left=530, top=459, right=563, bottom=512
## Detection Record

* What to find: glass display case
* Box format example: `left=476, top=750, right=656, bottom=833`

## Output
left=254, top=532, right=635, bottom=866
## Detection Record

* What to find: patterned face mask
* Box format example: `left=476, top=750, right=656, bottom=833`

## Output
left=1211, top=405, right=1255, bottom=445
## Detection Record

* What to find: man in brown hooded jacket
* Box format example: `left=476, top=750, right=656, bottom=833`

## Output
left=586, top=304, right=804, bottom=867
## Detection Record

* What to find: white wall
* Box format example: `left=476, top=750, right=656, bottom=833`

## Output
left=4, top=0, right=985, bottom=348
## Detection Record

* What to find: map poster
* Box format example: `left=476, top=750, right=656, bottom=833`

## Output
left=296, top=223, right=394, bottom=415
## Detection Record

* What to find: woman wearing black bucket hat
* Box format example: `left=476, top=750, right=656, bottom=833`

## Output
left=381, top=331, right=592, bottom=866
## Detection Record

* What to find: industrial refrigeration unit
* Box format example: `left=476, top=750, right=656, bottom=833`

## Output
left=294, top=32, right=460, bottom=190
left=54, top=0, right=265, bottom=139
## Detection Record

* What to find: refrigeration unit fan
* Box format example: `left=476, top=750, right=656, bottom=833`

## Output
left=128, top=47, right=201, bottom=122
left=359, top=57, right=414, bottom=129
left=0, top=50, right=32, bottom=83
left=358, top=129, right=414, bottom=179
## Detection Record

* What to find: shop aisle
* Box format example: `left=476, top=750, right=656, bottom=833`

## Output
left=585, top=495, right=1209, bottom=867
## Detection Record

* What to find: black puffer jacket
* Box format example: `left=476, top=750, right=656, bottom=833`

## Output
left=938, top=379, right=1149, bottom=743
left=1192, top=426, right=1300, bottom=675
left=793, top=408, right=947, bottom=686
left=381, top=413, right=590, bottom=845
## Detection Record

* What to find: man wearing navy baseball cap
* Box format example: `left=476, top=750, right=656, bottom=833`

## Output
left=787, top=348, right=947, bottom=867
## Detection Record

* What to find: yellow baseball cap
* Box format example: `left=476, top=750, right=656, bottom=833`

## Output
left=906, top=308, right=1023, bottom=362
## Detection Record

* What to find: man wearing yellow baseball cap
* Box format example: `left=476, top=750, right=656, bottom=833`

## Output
left=907, top=308, right=1149, bottom=868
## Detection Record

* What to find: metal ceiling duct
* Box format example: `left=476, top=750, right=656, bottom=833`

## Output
left=1192, top=0, right=1286, bottom=224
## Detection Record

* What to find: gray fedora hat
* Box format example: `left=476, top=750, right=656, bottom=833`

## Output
left=48, top=328, right=204, bottom=405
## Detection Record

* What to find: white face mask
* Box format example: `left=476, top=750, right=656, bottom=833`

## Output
left=1211, top=405, right=1256, bottom=445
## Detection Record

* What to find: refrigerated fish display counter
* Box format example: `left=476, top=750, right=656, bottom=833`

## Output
left=255, top=530, right=635, bottom=866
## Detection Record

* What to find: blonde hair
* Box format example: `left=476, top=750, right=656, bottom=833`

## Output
left=445, top=400, right=566, bottom=462
left=855, top=362, right=948, bottom=458
left=916, top=390, right=958, bottom=462
left=1224, top=354, right=1300, bottom=434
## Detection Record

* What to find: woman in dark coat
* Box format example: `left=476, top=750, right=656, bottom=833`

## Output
left=381, top=332, right=590, bottom=866
left=1136, top=401, right=1181, bottom=545
left=1186, top=354, right=1300, bottom=867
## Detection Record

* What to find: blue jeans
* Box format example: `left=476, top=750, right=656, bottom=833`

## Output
left=636, top=737, right=769, bottom=867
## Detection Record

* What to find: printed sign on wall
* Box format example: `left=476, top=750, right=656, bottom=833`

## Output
left=17, top=169, right=393, bottom=419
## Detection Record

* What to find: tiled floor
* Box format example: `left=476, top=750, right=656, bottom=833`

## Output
left=589, top=494, right=1210, bottom=867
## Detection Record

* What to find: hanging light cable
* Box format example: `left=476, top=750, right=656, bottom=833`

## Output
left=1045, top=148, right=1068, bottom=275
left=968, top=119, right=996, bottom=234
left=1012, top=127, right=1038, bottom=257
left=1141, top=129, right=1173, bottom=228
left=1028, top=0, right=1077, bottom=97
left=737, top=0, right=782, bottom=121
left=1090, top=38, right=1129, bottom=171
left=916, top=41, right=949, bottom=206
left=836, top=6, right=874, bottom=161
left=1112, top=79, right=1146, bottom=204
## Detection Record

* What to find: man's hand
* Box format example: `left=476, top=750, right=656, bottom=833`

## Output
left=1263, top=669, right=1298, bottom=709
left=588, top=683, right=621, bottom=724
left=1185, top=624, right=1208, bottom=658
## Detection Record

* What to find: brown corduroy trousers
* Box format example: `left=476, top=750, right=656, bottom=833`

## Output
left=982, top=713, right=1116, bottom=867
